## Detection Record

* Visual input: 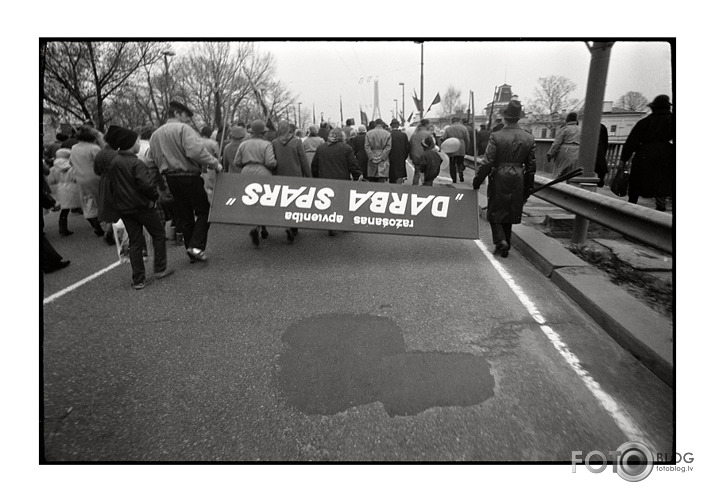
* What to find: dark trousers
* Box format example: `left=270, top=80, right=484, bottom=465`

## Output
left=120, top=209, right=167, bottom=285
left=165, top=175, right=211, bottom=251
left=59, top=209, right=70, bottom=233
left=449, top=155, right=465, bottom=182
left=490, top=222, right=512, bottom=246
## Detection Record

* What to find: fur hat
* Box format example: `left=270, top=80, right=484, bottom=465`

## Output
left=108, top=126, right=138, bottom=151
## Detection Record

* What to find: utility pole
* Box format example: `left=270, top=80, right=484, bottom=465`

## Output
left=161, top=49, right=176, bottom=113
left=571, top=41, right=615, bottom=245
left=399, top=82, right=405, bottom=126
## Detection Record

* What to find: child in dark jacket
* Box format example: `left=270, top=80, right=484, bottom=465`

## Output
left=106, top=126, right=174, bottom=290
left=415, top=136, right=442, bottom=186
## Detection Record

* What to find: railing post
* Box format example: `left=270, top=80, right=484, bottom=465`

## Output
left=571, top=183, right=597, bottom=245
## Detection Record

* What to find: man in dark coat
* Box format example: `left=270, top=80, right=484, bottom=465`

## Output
left=463, top=118, right=475, bottom=157
left=595, top=123, right=609, bottom=187
left=349, top=125, right=369, bottom=178
left=388, top=118, right=410, bottom=184
left=409, top=118, right=432, bottom=185
left=311, top=129, right=362, bottom=236
left=473, top=100, right=535, bottom=258
left=442, top=116, right=471, bottom=183
left=619, top=94, right=674, bottom=211
left=477, top=124, right=491, bottom=156
left=312, top=129, right=362, bottom=181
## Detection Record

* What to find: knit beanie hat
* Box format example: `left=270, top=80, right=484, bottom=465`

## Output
left=108, top=126, right=138, bottom=151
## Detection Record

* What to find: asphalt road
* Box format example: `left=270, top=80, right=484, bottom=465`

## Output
left=41, top=167, right=673, bottom=462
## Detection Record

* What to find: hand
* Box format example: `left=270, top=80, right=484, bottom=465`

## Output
left=546, top=154, right=553, bottom=162
left=472, top=178, right=480, bottom=190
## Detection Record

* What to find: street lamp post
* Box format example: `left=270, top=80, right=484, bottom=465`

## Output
left=161, top=49, right=176, bottom=111
left=394, top=99, right=398, bottom=122
left=399, top=82, right=405, bottom=126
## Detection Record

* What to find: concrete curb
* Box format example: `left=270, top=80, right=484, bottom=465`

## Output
left=509, top=223, right=674, bottom=387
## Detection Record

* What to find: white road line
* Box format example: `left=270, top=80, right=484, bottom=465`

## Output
left=473, top=239, right=658, bottom=453
left=43, top=261, right=122, bottom=306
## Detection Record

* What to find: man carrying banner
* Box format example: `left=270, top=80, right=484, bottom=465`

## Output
left=145, top=101, right=221, bottom=264
left=311, top=128, right=363, bottom=236
left=472, top=100, right=535, bottom=258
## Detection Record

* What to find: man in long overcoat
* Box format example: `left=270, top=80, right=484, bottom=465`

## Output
left=473, top=100, right=535, bottom=258
left=388, top=119, right=410, bottom=184
left=619, top=94, right=674, bottom=211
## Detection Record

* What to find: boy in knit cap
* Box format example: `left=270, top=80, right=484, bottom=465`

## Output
left=106, top=126, right=174, bottom=290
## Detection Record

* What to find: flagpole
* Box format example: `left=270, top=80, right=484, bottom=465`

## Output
left=419, top=42, right=424, bottom=121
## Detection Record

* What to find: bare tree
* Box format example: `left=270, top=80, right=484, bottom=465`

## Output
left=615, top=91, right=649, bottom=112
left=43, top=41, right=166, bottom=130
left=440, top=85, right=465, bottom=116
left=530, top=75, right=579, bottom=116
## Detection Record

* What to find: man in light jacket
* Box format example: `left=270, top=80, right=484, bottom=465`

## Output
left=145, top=101, right=220, bottom=263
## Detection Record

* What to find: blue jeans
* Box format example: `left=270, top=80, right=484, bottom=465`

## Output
left=121, top=209, right=167, bottom=285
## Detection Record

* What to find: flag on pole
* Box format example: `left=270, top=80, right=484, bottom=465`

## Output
left=360, top=106, right=368, bottom=126
left=407, top=112, right=413, bottom=123
left=412, top=90, right=422, bottom=112
left=312, top=103, right=316, bottom=125
left=426, top=93, right=441, bottom=113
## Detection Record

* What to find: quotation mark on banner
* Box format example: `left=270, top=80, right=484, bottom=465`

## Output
left=455, top=194, right=464, bottom=201
left=225, top=198, right=237, bottom=206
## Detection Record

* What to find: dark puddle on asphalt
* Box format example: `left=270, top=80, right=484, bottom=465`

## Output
left=278, top=314, right=494, bottom=417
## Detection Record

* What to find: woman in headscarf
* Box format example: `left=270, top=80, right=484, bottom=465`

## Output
left=234, top=119, right=277, bottom=245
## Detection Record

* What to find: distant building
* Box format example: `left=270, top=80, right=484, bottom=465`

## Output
left=524, top=101, right=646, bottom=141
left=484, top=84, right=517, bottom=128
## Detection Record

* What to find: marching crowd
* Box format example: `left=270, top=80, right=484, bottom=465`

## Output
left=42, top=94, right=673, bottom=290
left=41, top=100, right=468, bottom=289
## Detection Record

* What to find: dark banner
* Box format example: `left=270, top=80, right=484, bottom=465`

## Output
left=209, top=173, right=479, bottom=239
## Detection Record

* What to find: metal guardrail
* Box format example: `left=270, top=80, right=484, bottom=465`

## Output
left=464, top=156, right=673, bottom=254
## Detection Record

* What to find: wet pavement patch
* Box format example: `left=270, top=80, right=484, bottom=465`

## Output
left=278, top=314, right=494, bottom=416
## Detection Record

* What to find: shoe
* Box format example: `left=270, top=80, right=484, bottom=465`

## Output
left=459, top=176, right=465, bottom=182
left=250, top=228, right=260, bottom=246
left=59, top=230, right=74, bottom=236
left=328, top=230, right=337, bottom=237
left=44, top=260, right=70, bottom=273
left=187, top=248, right=207, bottom=262
left=286, top=229, right=295, bottom=243
left=154, top=268, right=175, bottom=280
left=260, top=228, right=269, bottom=239
left=94, top=228, right=105, bottom=237
left=104, top=230, right=115, bottom=246
left=493, top=240, right=509, bottom=256
left=132, top=281, right=147, bottom=290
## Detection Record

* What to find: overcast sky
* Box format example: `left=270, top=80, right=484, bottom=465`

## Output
left=254, top=40, right=672, bottom=125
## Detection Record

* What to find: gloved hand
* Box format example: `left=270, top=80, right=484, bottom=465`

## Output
left=546, top=153, right=554, bottom=162
left=472, top=177, right=480, bottom=190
